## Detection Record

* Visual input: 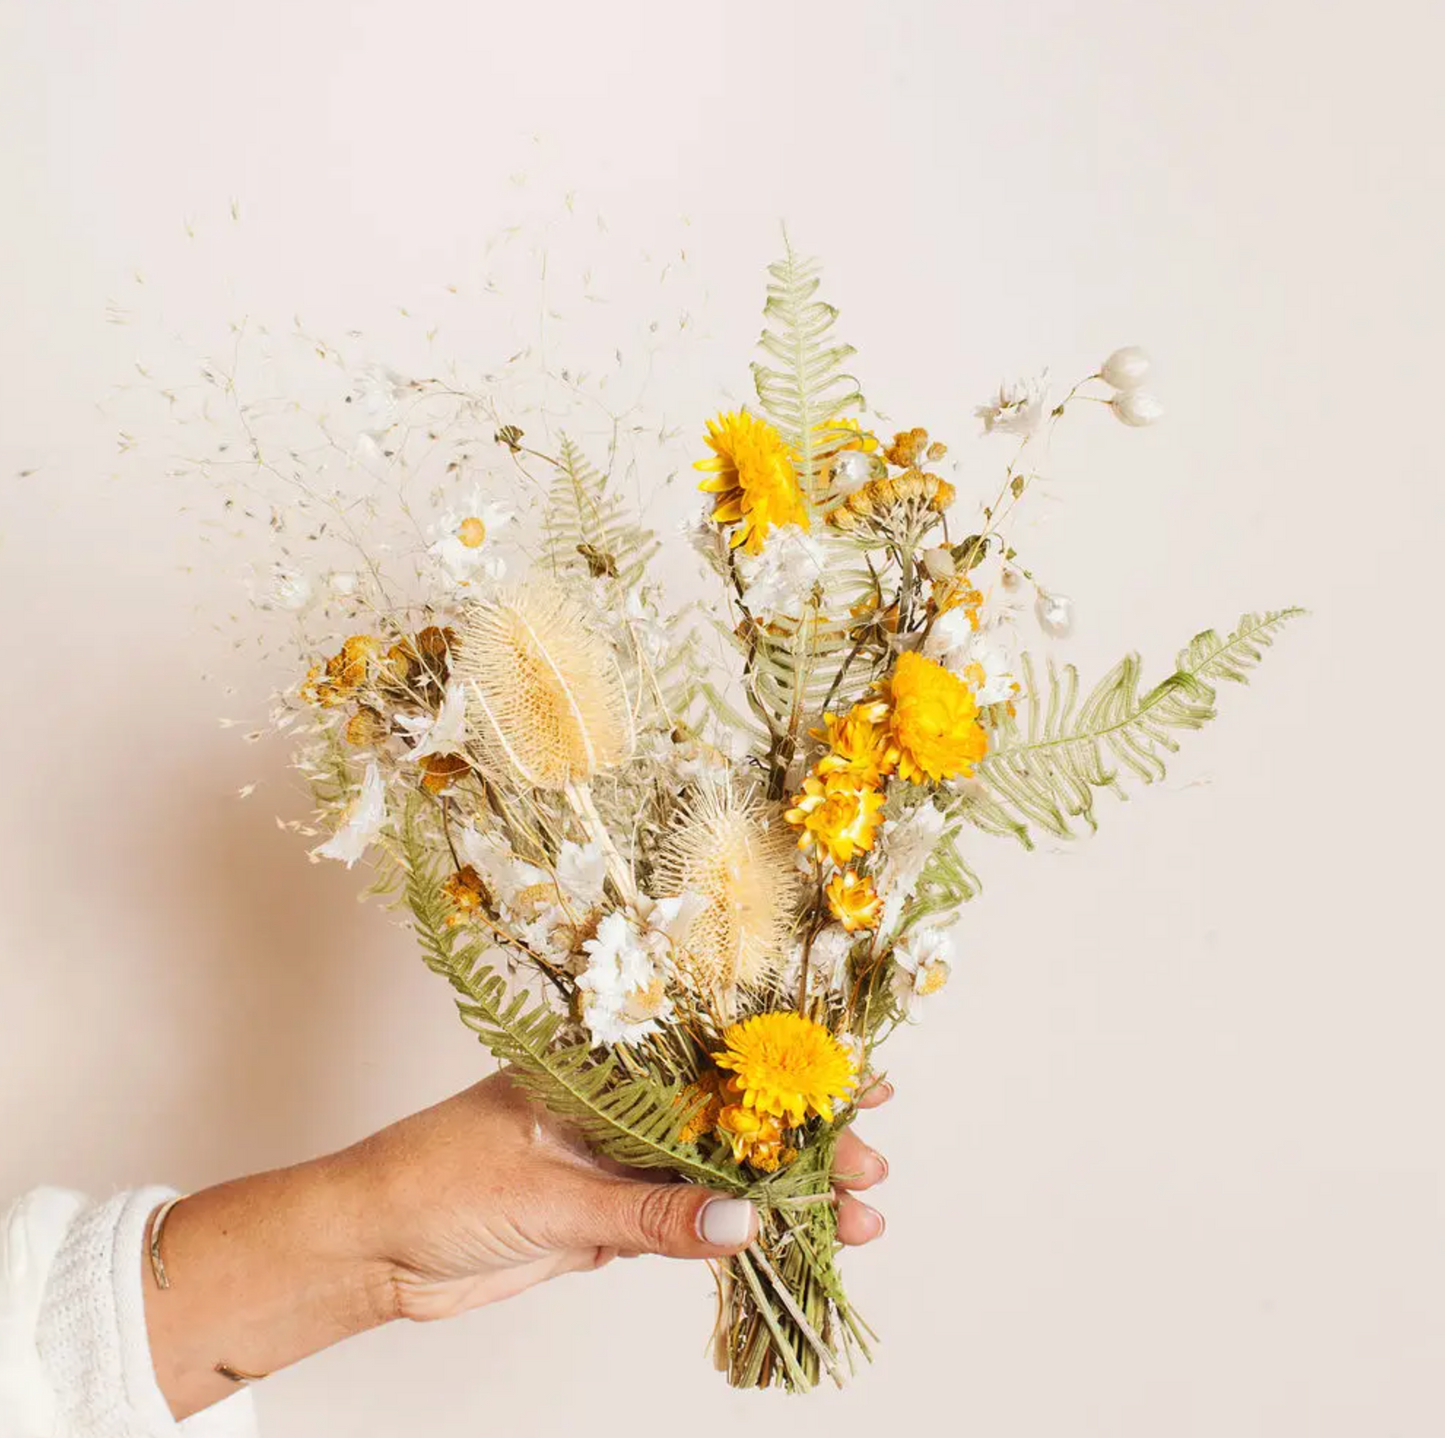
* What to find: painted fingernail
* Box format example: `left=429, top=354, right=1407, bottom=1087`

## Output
left=699, top=1198, right=755, bottom=1248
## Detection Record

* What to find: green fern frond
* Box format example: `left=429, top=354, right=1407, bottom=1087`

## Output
left=751, top=240, right=863, bottom=497
left=958, top=608, right=1304, bottom=844
left=399, top=810, right=744, bottom=1190
left=540, top=434, right=659, bottom=586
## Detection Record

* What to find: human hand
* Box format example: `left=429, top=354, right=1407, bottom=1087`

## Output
left=335, top=1067, right=894, bottom=1321
left=146, top=1068, right=892, bottom=1419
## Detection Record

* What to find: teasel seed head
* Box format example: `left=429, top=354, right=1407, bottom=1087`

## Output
left=652, top=783, right=802, bottom=997
left=453, top=584, right=634, bottom=790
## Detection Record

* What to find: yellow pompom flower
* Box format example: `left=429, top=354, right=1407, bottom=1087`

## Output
left=825, top=869, right=883, bottom=932
left=713, top=1012, right=858, bottom=1126
left=785, top=774, right=886, bottom=867
left=883, top=649, right=989, bottom=783
left=811, top=706, right=896, bottom=787
left=695, top=411, right=809, bottom=557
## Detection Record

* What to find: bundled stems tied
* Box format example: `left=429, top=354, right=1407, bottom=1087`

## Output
left=716, top=1140, right=874, bottom=1392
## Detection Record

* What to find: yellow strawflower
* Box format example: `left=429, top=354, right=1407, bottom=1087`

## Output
left=785, top=774, right=886, bottom=867
left=825, top=869, right=883, bottom=932
left=883, top=650, right=988, bottom=783
left=715, top=1101, right=796, bottom=1171
left=695, top=411, right=809, bottom=556
left=713, top=1012, right=858, bottom=1126
left=811, top=706, right=896, bottom=786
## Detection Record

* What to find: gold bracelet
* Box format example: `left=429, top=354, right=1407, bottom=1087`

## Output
left=146, top=1195, right=188, bottom=1290
left=146, top=1194, right=270, bottom=1384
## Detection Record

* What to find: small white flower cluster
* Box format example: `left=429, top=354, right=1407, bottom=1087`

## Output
left=734, top=523, right=828, bottom=622
left=577, top=893, right=702, bottom=1047
left=975, top=374, right=1050, bottom=439
left=875, top=800, right=950, bottom=935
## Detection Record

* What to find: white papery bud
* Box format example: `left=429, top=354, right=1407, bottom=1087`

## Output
left=1100, top=346, right=1152, bottom=391
left=922, top=546, right=955, bottom=581
left=1110, top=390, right=1165, bottom=427
left=1035, top=589, right=1075, bottom=637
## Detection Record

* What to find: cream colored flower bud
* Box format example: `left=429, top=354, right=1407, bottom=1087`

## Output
left=921, top=546, right=955, bottom=582
left=1100, top=346, right=1152, bottom=391
left=1035, top=589, right=1075, bottom=637
left=1110, top=390, right=1165, bottom=427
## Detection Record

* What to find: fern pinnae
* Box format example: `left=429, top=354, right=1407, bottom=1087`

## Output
left=751, top=238, right=863, bottom=499
left=958, top=608, right=1303, bottom=842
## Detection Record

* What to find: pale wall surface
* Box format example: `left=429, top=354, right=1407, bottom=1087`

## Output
left=2, top=3, right=1442, bottom=1435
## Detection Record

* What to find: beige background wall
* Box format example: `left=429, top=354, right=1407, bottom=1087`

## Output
left=3, top=2, right=1442, bottom=1434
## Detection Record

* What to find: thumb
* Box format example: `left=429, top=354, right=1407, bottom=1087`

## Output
left=552, top=1174, right=757, bottom=1259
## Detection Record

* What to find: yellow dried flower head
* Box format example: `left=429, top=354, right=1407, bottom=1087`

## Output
left=302, top=634, right=381, bottom=707
left=420, top=751, right=471, bottom=794
left=695, top=411, right=808, bottom=556
left=453, top=585, right=633, bottom=790
left=825, top=869, right=883, bottom=932
left=652, top=785, right=801, bottom=993
left=715, top=1101, right=796, bottom=1172
left=883, top=650, right=989, bottom=784
left=345, top=705, right=388, bottom=748
left=811, top=706, right=896, bottom=787
left=441, top=865, right=487, bottom=928
left=785, top=774, right=886, bottom=868
left=713, top=1011, right=858, bottom=1125
left=883, top=427, right=931, bottom=468
left=676, top=1071, right=726, bottom=1145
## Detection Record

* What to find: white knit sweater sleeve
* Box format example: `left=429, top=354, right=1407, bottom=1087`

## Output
left=1, top=1188, right=258, bottom=1438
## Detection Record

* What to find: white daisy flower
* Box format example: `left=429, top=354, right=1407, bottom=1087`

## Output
left=975, top=374, right=1050, bottom=439
left=428, top=487, right=514, bottom=587
left=312, top=762, right=388, bottom=868
left=734, top=524, right=827, bottom=621
left=892, top=925, right=956, bottom=1014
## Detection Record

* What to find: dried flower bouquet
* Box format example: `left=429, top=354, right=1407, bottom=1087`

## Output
left=276, top=246, right=1298, bottom=1390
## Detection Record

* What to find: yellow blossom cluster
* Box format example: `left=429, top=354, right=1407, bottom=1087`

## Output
left=826, top=426, right=956, bottom=532
left=301, top=634, right=382, bottom=708
left=679, top=1013, right=858, bottom=1171
left=786, top=651, right=988, bottom=930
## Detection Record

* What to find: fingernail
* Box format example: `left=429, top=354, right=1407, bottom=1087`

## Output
left=873, top=1149, right=890, bottom=1182
left=699, top=1198, right=755, bottom=1248
left=864, top=1205, right=886, bottom=1239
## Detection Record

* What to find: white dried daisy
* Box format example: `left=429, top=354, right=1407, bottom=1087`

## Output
left=892, top=924, right=956, bottom=1014
left=429, top=487, right=515, bottom=588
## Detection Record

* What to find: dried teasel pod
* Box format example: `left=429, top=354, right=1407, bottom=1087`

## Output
left=651, top=783, right=802, bottom=996
left=452, top=584, right=634, bottom=790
